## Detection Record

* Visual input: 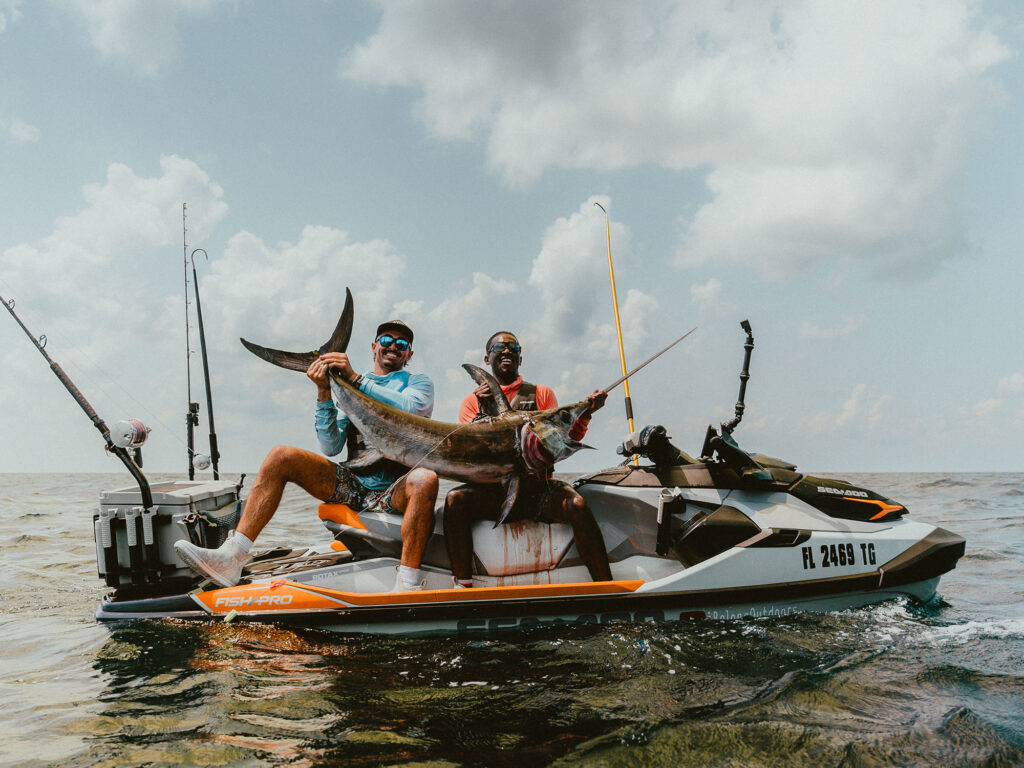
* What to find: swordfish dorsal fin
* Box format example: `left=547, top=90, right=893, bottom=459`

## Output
left=494, top=473, right=520, bottom=527
left=461, top=363, right=512, bottom=416
left=241, top=287, right=354, bottom=372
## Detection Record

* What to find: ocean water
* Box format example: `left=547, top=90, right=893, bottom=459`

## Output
left=0, top=471, right=1021, bottom=767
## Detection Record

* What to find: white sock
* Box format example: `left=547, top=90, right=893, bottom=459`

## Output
left=233, top=531, right=254, bottom=554
left=400, top=565, right=421, bottom=588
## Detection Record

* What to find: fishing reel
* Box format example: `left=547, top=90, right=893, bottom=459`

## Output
left=617, top=425, right=681, bottom=468
left=109, top=419, right=150, bottom=467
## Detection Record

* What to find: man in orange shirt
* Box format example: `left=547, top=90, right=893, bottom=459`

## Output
left=445, top=331, right=612, bottom=586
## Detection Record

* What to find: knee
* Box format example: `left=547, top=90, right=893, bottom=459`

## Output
left=445, top=488, right=471, bottom=518
left=563, top=492, right=590, bottom=522
left=407, top=468, right=439, bottom=498
left=260, top=445, right=303, bottom=479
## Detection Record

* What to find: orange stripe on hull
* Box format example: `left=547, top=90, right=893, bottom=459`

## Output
left=845, top=497, right=905, bottom=520
left=193, top=579, right=645, bottom=615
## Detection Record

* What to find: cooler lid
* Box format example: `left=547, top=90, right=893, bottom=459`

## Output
left=100, top=479, right=240, bottom=507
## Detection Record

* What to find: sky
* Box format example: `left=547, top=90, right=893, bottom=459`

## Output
left=1, top=0, right=1022, bottom=477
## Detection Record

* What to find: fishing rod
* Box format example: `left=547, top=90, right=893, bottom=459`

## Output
left=599, top=326, right=697, bottom=395
left=594, top=202, right=636, bottom=438
left=190, top=248, right=220, bottom=479
left=183, top=203, right=199, bottom=479
left=1, top=293, right=153, bottom=509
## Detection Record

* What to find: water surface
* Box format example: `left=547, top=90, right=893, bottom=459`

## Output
left=1, top=472, right=1021, bottom=766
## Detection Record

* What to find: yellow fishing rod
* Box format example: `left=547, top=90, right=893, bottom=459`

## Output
left=594, top=202, right=638, bottom=465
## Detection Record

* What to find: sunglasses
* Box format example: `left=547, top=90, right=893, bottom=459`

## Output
left=376, top=335, right=411, bottom=351
left=488, top=341, right=521, bottom=355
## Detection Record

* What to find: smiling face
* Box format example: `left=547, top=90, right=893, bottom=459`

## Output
left=485, top=332, right=522, bottom=385
left=372, top=332, right=413, bottom=374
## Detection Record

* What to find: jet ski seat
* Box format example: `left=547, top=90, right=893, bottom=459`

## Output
left=469, top=519, right=575, bottom=576
left=317, top=503, right=577, bottom=576
left=318, top=504, right=401, bottom=557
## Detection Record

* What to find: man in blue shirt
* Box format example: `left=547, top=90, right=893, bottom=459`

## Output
left=175, top=320, right=438, bottom=592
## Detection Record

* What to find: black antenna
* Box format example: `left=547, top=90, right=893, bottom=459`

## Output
left=190, top=248, right=220, bottom=479
left=721, top=319, right=754, bottom=435
left=183, top=203, right=199, bottom=478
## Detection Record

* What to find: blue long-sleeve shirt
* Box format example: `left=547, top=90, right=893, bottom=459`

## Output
left=314, top=369, right=434, bottom=490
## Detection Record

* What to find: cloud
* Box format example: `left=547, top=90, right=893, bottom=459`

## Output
left=202, top=225, right=404, bottom=355
left=527, top=196, right=634, bottom=342
left=65, top=0, right=217, bottom=76
left=835, top=383, right=866, bottom=428
left=8, top=119, right=39, bottom=142
left=0, top=155, right=226, bottom=300
left=0, top=153, right=228, bottom=425
left=0, top=1, right=22, bottom=34
left=422, top=272, right=517, bottom=353
left=346, top=1, right=1007, bottom=278
left=799, top=314, right=867, bottom=341
left=690, top=278, right=722, bottom=307
left=868, top=394, right=892, bottom=428
left=689, top=277, right=736, bottom=318
left=997, top=372, right=1024, bottom=395
left=805, top=383, right=892, bottom=433
left=968, top=397, right=1003, bottom=420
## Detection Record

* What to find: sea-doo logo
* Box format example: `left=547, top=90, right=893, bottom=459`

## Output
left=456, top=610, right=705, bottom=633
left=817, top=486, right=868, bottom=498
left=214, top=594, right=294, bottom=608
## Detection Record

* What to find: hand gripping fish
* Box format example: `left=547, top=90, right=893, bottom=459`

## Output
left=241, top=288, right=694, bottom=523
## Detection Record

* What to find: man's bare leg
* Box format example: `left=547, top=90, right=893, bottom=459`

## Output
left=236, top=446, right=339, bottom=542
left=389, top=467, right=439, bottom=568
left=174, top=444, right=338, bottom=587
left=443, top=486, right=486, bottom=581
left=544, top=486, right=613, bottom=582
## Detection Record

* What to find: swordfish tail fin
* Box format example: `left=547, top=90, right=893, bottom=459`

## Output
left=240, top=287, right=354, bottom=372
left=318, top=287, right=353, bottom=355
left=239, top=338, right=319, bottom=372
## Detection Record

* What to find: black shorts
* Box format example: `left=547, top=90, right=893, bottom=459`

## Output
left=324, top=462, right=401, bottom=515
left=449, top=476, right=568, bottom=524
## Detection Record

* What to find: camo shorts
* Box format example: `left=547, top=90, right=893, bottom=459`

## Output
left=325, top=463, right=401, bottom=515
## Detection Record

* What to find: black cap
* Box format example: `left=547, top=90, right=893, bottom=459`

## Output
left=376, top=319, right=414, bottom=343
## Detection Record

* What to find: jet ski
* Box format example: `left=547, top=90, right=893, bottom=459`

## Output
left=93, top=322, right=965, bottom=635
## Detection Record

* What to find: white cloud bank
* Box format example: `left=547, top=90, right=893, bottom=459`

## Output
left=345, top=0, right=1008, bottom=279
left=0, top=154, right=226, bottom=378
left=65, top=0, right=217, bottom=76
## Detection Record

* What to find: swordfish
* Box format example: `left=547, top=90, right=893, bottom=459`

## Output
left=240, top=289, right=592, bottom=518
left=240, top=288, right=693, bottom=520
